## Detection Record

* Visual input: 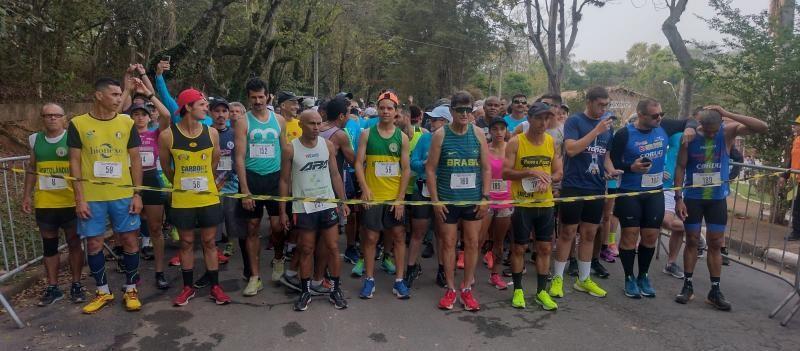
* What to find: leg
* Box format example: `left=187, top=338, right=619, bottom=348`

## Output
left=639, top=228, right=660, bottom=276
left=313, top=240, right=328, bottom=282
left=85, top=236, right=107, bottom=291
left=321, top=226, right=341, bottom=283
left=200, top=227, right=219, bottom=272
left=246, top=217, right=262, bottom=277
left=706, top=231, right=724, bottom=278
left=491, top=214, right=511, bottom=275
left=178, top=229, right=196, bottom=274
left=460, top=218, right=482, bottom=288
left=296, top=230, right=317, bottom=281
left=144, top=205, right=165, bottom=273
left=390, top=225, right=407, bottom=280
left=619, top=227, right=640, bottom=278
left=407, top=217, right=429, bottom=266
left=439, top=220, right=459, bottom=290
left=40, top=229, right=61, bottom=286
left=270, top=216, right=285, bottom=260
left=63, top=225, right=84, bottom=283
left=664, top=212, right=684, bottom=264
left=361, top=229, right=380, bottom=278
left=118, top=231, right=141, bottom=288
left=555, top=224, right=578, bottom=272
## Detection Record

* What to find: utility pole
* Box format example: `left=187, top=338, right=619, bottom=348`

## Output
left=313, top=40, right=319, bottom=97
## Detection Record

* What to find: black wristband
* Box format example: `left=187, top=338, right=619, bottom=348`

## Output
left=146, top=93, right=154, bottom=100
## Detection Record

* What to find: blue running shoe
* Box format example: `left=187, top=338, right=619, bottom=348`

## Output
left=351, top=258, right=365, bottom=277
left=637, top=273, right=656, bottom=298
left=624, top=276, right=641, bottom=299
left=392, top=280, right=410, bottom=300
left=344, top=246, right=360, bottom=264
left=359, top=278, right=375, bottom=299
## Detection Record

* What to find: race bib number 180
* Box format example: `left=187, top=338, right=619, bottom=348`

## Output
left=693, top=172, right=721, bottom=186
left=450, top=173, right=476, bottom=189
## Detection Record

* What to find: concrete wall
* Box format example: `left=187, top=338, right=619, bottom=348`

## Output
left=0, top=102, right=93, bottom=123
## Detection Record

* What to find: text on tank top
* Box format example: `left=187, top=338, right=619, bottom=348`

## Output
left=436, top=124, right=482, bottom=201
left=32, top=131, right=74, bottom=208
left=245, top=110, right=281, bottom=175
left=512, top=133, right=555, bottom=208
left=291, top=137, right=337, bottom=213
left=169, top=123, right=220, bottom=208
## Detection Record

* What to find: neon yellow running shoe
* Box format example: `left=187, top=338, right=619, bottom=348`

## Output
left=169, top=227, right=179, bottom=242
left=536, top=290, right=558, bottom=311
left=123, top=288, right=142, bottom=311
left=574, top=277, right=607, bottom=297
left=511, top=289, right=526, bottom=309
left=82, top=291, right=114, bottom=314
left=549, top=275, right=564, bottom=298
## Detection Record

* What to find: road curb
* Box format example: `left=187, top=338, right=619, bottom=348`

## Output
left=725, top=236, right=799, bottom=270
left=0, top=253, right=68, bottom=301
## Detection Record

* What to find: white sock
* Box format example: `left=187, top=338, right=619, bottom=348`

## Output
left=125, top=284, right=137, bottom=292
left=97, top=284, right=110, bottom=294
left=395, top=278, right=403, bottom=283
left=285, top=269, right=297, bottom=277
left=553, top=260, right=567, bottom=278
left=311, top=279, right=322, bottom=286
left=141, top=237, right=151, bottom=247
left=578, top=260, right=591, bottom=281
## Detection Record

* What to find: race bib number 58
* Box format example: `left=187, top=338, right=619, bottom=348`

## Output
left=93, top=161, right=122, bottom=179
left=181, top=177, right=209, bottom=191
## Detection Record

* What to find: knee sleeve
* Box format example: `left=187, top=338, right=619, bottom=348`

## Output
left=42, top=237, right=60, bottom=257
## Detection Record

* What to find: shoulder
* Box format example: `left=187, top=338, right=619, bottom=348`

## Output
left=28, top=133, right=38, bottom=148
left=324, top=138, right=336, bottom=151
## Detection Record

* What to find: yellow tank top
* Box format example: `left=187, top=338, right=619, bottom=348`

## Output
left=364, top=126, right=403, bottom=201
left=285, top=118, right=302, bottom=142
left=512, top=133, right=554, bottom=208
left=69, top=113, right=135, bottom=201
left=169, top=123, right=220, bottom=208
left=32, top=131, right=74, bottom=208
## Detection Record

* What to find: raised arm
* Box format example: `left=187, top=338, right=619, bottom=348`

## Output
left=564, top=117, right=613, bottom=157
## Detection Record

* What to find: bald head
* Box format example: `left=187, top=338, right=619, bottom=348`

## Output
left=41, top=102, right=65, bottom=116
left=40, top=102, right=67, bottom=132
left=299, top=109, right=322, bottom=139
left=484, top=96, right=502, bottom=119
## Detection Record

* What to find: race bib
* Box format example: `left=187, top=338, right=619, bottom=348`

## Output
left=303, top=201, right=336, bottom=214
left=181, top=177, right=209, bottom=191
left=374, top=162, right=400, bottom=177
left=693, top=172, right=721, bottom=186
left=140, top=151, right=155, bottom=167
left=490, top=179, right=508, bottom=193
left=93, top=161, right=122, bottom=179
left=249, top=143, right=275, bottom=159
left=38, top=176, right=67, bottom=190
left=521, top=177, right=541, bottom=193
left=421, top=183, right=430, bottom=198
left=450, top=173, right=476, bottom=189
left=218, top=156, right=233, bottom=171
left=641, top=172, right=663, bottom=188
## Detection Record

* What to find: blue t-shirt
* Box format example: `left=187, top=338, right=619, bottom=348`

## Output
left=562, top=113, right=614, bottom=191
left=663, top=132, right=682, bottom=189
left=503, top=114, right=527, bottom=132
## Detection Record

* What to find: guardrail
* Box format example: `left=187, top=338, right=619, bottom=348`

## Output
left=0, top=156, right=41, bottom=283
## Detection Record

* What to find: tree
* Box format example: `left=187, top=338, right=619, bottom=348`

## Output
left=661, top=0, right=693, bottom=119
left=522, top=0, right=608, bottom=94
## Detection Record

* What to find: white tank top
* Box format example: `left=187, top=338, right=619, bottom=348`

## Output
left=291, top=137, right=337, bottom=214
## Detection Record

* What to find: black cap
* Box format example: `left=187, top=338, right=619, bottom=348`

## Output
left=208, top=96, right=229, bottom=110
left=336, top=92, right=354, bottom=100
left=489, top=116, right=507, bottom=128
left=528, top=101, right=554, bottom=117
left=561, top=103, right=570, bottom=112
left=277, top=91, right=300, bottom=105
left=128, top=103, right=151, bottom=116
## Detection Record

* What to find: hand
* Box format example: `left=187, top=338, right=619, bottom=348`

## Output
left=133, top=78, right=151, bottom=96
left=682, top=127, right=696, bottom=145
left=76, top=200, right=92, bottom=219
left=704, top=105, right=731, bottom=117
left=126, top=64, right=137, bottom=75
left=156, top=60, right=171, bottom=75
left=408, top=95, right=414, bottom=104
left=391, top=203, right=405, bottom=221
left=338, top=204, right=351, bottom=218
left=605, top=168, right=624, bottom=180
left=630, top=157, right=652, bottom=174
left=675, top=199, right=687, bottom=220
left=592, top=118, right=614, bottom=135
left=22, top=197, right=32, bottom=214
left=475, top=204, right=488, bottom=220
left=134, top=63, right=146, bottom=76
left=129, top=194, right=143, bottom=214
left=529, top=170, right=552, bottom=185
left=241, top=196, right=255, bottom=211
left=360, top=189, right=373, bottom=209
left=433, top=204, right=449, bottom=222
left=279, top=212, right=291, bottom=232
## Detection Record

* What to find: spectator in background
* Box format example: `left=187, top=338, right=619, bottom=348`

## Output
left=779, top=115, right=800, bottom=241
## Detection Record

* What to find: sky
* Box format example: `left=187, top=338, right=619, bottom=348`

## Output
left=571, top=0, right=768, bottom=61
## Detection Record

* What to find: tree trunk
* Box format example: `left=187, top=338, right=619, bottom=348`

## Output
left=662, top=0, right=693, bottom=119
left=229, top=0, right=283, bottom=100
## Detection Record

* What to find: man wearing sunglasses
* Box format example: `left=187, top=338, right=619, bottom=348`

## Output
left=503, top=94, right=529, bottom=132
left=609, top=99, right=696, bottom=299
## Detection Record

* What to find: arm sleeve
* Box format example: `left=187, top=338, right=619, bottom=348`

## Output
left=128, top=125, right=141, bottom=148
left=154, top=74, right=179, bottom=121
left=410, top=134, right=430, bottom=175
left=610, top=128, right=632, bottom=172
left=66, top=122, right=82, bottom=148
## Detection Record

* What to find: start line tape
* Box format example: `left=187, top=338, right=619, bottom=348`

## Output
left=6, top=167, right=783, bottom=207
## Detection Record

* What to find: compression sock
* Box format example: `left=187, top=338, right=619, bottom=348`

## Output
left=619, top=249, right=636, bottom=278
left=87, top=251, right=108, bottom=292
left=637, top=244, right=655, bottom=276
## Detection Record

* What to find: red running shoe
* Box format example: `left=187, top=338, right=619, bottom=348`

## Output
left=173, top=286, right=196, bottom=306
left=169, top=254, right=181, bottom=267
left=483, top=251, right=494, bottom=270
left=460, top=288, right=480, bottom=311
left=438, top=289, right=457, bottom=310
left=457, top=251, right=465, bottom=269
left=216, top=249, right=229, bottom=265
left=209, top=285, right=231, bottom=305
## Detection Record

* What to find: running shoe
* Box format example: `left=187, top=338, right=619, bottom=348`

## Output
left=624, top=276, right=642, bottom=299
left=70, top=283, right=87, bottom=303
left=169, top=227, right=179, bottom=242
left=271, top=258, right=285, bottom=282
left=123, top=288, right=142, bottom=311
left=294, top=292, right=312, bottom=311
left=344, top=245, right=360, bottom=264
left=460, top=289, right=480, bottom=311
left=591, top=258, right=610, bottom=279
left=567, top=257, right=578, bottom=277
left=38, top=286, right=64, bottom=306
left=456, top=251, right=465, bottom=269
left=483, top=251, right=494, bottom=269
left=436, top=266, right=447, bottom=288
left=392, top=280, right=411, bottom=299
left=217, top=249, right=230, bottom=265
left=549, top=275, right=564, bottom=298
left=675, top=285, right=694, bottom=304
left=359, top=278, right=375, bottom=299
left=662, top=262, right=685, bottom=279
left=706, top=289, right=732, bottom=311
left=351, top=258, right=365, bottom=277
left=404, top=263, right=421, bottom=289
left=210, top=285, right=231, bottom=305
left=421, top=241, right=435, bottom=259
left=607, top=242, right=619, bottom=257
left=242, top=277, right=263, bottom=297
left=223, top=242, right=234, bottom=257
left=82, top=291, right=114, bottom=314
left=168, top=254, right=181, bottom=267
left=599, top=248, right=615, bottom=263
left=574, top=277, right=607, bottom=298
left=637, top=274, right=656, bottom=298
left=511, top=289, right=526, bottom=309
left=173, top=286, right=196, bottom=306
left=193, top=272, right=211, bottom=289
left=155, top=272, right=169, bottom=290
left=535, top=290, right=558, bottom=311
left=141, top=246, right=154, bottom=261
left=280, top=273, right=302, bottom=292
left=381, top=256, right=396, bottom=275
left=311, top=280, right=333, bottom=296
left=438, top=289, right=457, bottom=310
left=329, top=289, right=348, bottom=309
left=502, top=266, right=526, bottom=277
left=489, top=273, right=508, bottom=290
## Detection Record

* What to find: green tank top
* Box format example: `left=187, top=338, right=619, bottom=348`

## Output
left=244, top=111, right=281, bottom=175
left=436, top=124, right=482, bottom=202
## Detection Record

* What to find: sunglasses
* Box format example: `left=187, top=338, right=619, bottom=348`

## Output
left=453, top=106, right=472, bottom=114
left=648, top=112, right=665, bottom=119
left=513, top=100, right=527, bottom=105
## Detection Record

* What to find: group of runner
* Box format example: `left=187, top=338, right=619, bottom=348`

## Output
left=22, top=65, right=768, bottom=314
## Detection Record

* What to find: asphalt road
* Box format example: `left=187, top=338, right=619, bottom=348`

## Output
left=2, top=237, right=800, bottom=351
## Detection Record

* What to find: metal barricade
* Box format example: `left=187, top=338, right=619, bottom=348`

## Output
left=0, top=155, right=40, bottom=283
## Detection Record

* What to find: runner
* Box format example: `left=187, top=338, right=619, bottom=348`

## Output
left=504, top=94, right=529, bottom=132
left=551, top=86, right=616, bottom=300
left=234, top=78, right=287, bottom=296
left=160, top=88, right=230, bottom=306
left=674, top=105, right=767, bottom=311
left=480, top=117, right=512, bottom=290
left=426, top=91, right=491, bottom=311
left=22, top=103, right=86, bottom=306
left=278, top=91, right=302, bottom=142
left=780, top=115, right=800, bottom=241
left=609, top=99, right=695, bottom=298
left=503, top=102, right=562, bottom=310
left=475, top=96, right=503, bottom=142
left=353, top=90, right=411, bottom=300
left=67, top=78, right=143, bottom=314
left=278, top=110, right=350, bottom=311
left=397, top=104, right=429, bottom=288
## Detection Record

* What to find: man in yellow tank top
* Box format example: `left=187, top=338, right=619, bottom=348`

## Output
left=278, top=91, right=302, bottom=142
left=503, top=102, right=563, bottom=311
left=22, top=102, right=86, bottom=306
left=67, top=78, right=143, bottom=314
left=159, top=88, right=230, bottom=307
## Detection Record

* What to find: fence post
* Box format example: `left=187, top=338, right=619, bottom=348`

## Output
left=0, top=291, right=25, bottom=328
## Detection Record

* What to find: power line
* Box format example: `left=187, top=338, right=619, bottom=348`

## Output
left=377, top=32, right=469, bottom=52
